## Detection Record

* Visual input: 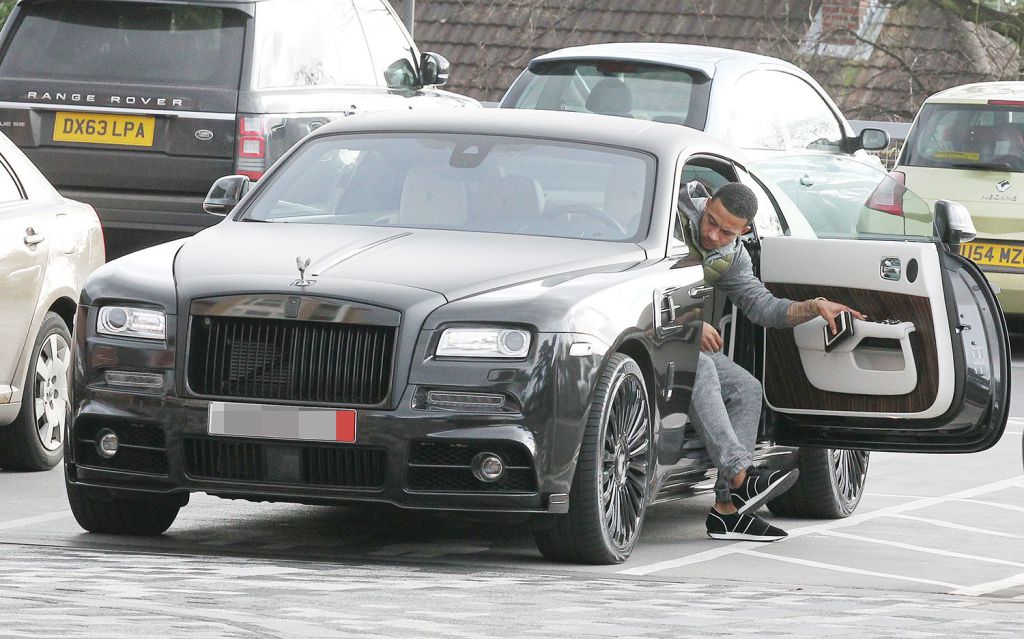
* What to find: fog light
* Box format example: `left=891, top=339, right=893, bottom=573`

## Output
left=426, top=390, right=505, bottom=411
left=104, top=371, right=164, bottom=389
left=471, top=452, right=505, bottom=482
left=96, top=429, right=119, bottom=459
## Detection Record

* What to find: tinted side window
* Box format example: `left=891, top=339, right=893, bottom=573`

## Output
left=352, top=0, right=417, bottom=89
left=730, top=73, right=785, bottom=151
left=253, top=0, right=376, bottom=89
left=0, top=1, right=246, bottom=88
left=769, top=72, right=844, bottom=153
left=731, top=72, right=843, bottom=153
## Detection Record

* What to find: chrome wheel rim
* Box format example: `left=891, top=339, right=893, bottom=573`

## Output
left=831, top=448, right=868, bottom=504
left=34, top=332, right=71, bottom=452
left=601, top=372, right=650, bottom=550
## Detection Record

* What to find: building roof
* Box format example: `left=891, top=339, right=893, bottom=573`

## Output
left=410, top=0, right=1021, bottom=122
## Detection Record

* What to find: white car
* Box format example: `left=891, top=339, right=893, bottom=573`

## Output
left=500, top=42, right=889, bottom=162
left=0, top=130, right=104, bottom=471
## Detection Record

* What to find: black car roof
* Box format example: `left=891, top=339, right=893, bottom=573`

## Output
left=314, top=108, right=743, bottom=162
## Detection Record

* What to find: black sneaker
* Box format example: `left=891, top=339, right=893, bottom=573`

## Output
left=731, top=467, right=799, bottom=515
left=706, top=508, right=788, bottom=542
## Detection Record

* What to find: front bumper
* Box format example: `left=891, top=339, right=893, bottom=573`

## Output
left=67, top=390, right=573, bottom=514
left=67, top=305, right=604, bottom=515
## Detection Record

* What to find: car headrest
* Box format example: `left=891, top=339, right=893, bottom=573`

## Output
left=585, top=78, right=633, bottom=117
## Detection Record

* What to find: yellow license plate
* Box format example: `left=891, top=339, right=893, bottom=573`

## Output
left=960, top=241, right=1024, bottom=269
left=53, top=112, right=155, bottom=147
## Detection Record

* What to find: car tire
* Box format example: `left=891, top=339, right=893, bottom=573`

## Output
left=66, top=482, right=181, bottom=536
left=533, top=353, right=653, bottom=564
left=0, top=312, right=72, bottom=472
left=767, top=447, right=869, bottom=518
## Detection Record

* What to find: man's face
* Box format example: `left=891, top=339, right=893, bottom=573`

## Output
left=699, top=198, right=751, bottom=250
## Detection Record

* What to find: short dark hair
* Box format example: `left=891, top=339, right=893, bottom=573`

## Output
left=711, top=183, right=758, bottom=224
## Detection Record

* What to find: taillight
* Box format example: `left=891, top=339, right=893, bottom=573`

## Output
left=236, top=116, right=267, bottom=180
left=865, top=170, right=906, bottom=217
left=988, top=99, right=1024, bottom=107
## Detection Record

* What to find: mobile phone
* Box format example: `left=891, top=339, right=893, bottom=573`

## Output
left=823, top=310, right=855, bottom=353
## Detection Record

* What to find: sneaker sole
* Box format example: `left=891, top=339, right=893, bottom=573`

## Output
left=735, top=469, right=799, bottom=516
left=707, top=531, right=787, bottom=542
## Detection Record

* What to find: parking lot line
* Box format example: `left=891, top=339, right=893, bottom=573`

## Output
left=619, top=475, right=1021, bottom=576
left=951, top=571, right=1024, bottom=597
left=734, top=549, right=964, bottom=590
left=951, top=500, right=1024, bottom=514
left=885, top=513, right=1024, bottom=539
left=819, top=530, right=1024, bottom=569
left=0, top=511, right=72, bottom=531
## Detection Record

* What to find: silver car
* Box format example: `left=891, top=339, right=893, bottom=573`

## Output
left=0, top=130, right=104, bottom=471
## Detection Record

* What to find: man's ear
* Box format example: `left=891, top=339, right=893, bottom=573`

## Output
left=742, top=225, right=752, bottom=235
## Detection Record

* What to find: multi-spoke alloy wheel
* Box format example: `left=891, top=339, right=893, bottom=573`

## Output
left=0, top=312, right=73, bottom=471
left=831, top=448, right=868, bottom=506
left=534, top=353, right=653, bottom=564
left=768, top=447, right=870, bottom=519
left=601, top=370, right=650, bottom=551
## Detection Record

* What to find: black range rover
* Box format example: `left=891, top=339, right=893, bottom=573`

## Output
left=0, top=0, right=476, bottom=256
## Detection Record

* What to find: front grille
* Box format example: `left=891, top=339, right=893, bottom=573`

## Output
left=74, top=419, right=168, bottom=475
left=407, top=441, right=536, bottom=493
left=183, top=436, right=385, bottom=489
left=188, top=316, right=395, bottom=405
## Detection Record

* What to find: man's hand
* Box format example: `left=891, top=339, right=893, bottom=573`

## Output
left=818, top=299, right=866, bottom=335
left=700, top=321, right=723, bottom=352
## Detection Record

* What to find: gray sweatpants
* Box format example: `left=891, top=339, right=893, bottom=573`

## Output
left=690, top=351, right=763, bottom=504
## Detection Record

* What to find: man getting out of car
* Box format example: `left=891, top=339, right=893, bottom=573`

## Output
left=679, top=181, right=864, bottom=541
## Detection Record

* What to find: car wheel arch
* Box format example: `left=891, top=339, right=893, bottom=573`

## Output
left=614, top=338, right=658, bottom=408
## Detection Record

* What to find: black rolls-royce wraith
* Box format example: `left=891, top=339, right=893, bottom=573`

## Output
left=66, top=109, right=1009, bottom=564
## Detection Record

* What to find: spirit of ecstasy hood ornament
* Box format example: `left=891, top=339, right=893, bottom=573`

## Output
left=292, top=256, right=315, bottom=287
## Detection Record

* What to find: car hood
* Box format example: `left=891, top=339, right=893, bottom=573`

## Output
left=174, top=221, right=647, bottom=303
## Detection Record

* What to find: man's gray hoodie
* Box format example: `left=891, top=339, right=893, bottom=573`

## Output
left=678, top=181, right=793, bottom=329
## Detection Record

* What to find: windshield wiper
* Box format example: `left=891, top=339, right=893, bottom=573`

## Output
left=950, top=162, right=1015, bottom=171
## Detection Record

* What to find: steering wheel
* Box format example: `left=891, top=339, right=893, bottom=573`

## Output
left=542, top=204, right=627, bottom=236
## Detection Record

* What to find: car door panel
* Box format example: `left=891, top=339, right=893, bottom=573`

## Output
left=761, top=235, right=1009, bottom=453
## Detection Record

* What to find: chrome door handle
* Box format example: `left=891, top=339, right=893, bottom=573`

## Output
left=24, top=227, right=45, bottom=246
left=688, top=284, right=713, bottom=299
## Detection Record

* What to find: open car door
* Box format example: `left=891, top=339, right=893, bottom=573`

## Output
left=752, top=155, right=1010, bottom=453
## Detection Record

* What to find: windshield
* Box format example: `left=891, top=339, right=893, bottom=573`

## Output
left=0, top=1, right=246, bottom=89
left=241, top=133, right=656, bottom=242
left=751, top=155, right=936, bottom=240
left=901, top=103, right=1024, bottom=173
left=504, top=60, right=710, bottom=129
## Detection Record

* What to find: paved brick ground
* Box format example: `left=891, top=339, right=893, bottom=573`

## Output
left=1, top=544, right=1020, bottom=638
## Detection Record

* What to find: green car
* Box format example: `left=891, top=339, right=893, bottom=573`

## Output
left=894, top=82, right=1024, bottom=315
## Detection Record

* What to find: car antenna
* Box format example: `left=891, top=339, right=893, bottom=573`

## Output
left=692, top=0, right=710, bottom=47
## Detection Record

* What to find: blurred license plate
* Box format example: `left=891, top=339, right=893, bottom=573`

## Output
left=208, top=402, right=357, bottom=443
left=960, top=241, right=1024, bottom=269
left=53, top=111, right=155, bottom=147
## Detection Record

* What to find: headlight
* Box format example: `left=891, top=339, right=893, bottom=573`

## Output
left=97, top=306, right=166, bottom=340
left=436, top=327, right=531, bottom=358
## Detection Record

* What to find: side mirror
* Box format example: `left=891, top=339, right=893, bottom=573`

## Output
left=858, top=127, right=890, bottom=152
left=933, top=199, right=976, bottom=247
left=203, top=175, right=251, bottom=216
left=419, top=52, right=450, bottom=87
